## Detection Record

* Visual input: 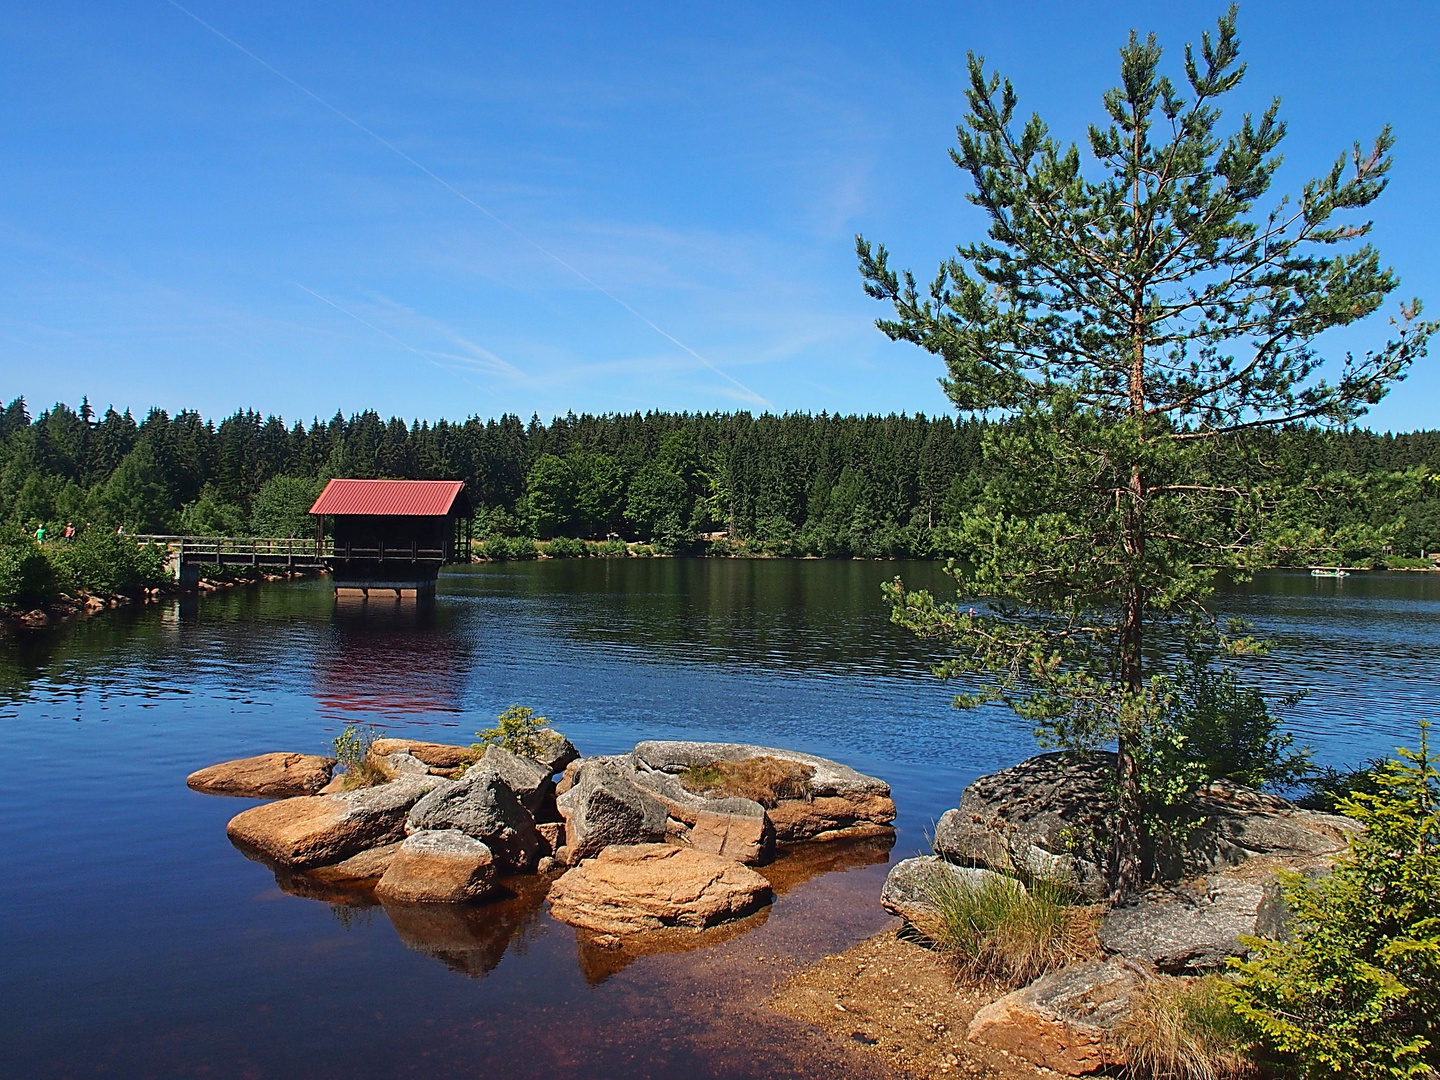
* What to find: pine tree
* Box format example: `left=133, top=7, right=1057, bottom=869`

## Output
left=858, top=8, right=1435, bottom=896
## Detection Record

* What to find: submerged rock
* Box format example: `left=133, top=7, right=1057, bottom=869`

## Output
left=879, top=855, right=1023, bottom=926
left=966, top=956, right=1152, bottom=1076
left=187, top=752, right=335, bottom=798
left=556, top=760, right=669, bottom=862
left=306, top=842, right=401, bottom=884
left=226, top=775, right=446, bottom=868
left=374, top=829, right=496, bottom=904
left=547, top=843, right=772, bottom=934
left=406, top=763, right=541, bottom=871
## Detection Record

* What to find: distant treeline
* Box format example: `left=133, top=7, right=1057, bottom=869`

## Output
left=2, top=396, right=1439, bottom=559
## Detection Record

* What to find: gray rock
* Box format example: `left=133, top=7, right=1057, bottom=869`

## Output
left=1178, top=780, right=1359, bottom=877
left=632, top=740, right=890, bottom=800
left=880, top=855, right=1024, bottom=925
left=382, top=751, right=432, bottom=777
left=530, top=728, right=580, bottom=775
left=555, top=760, right=669, bottom=861
left=407, top=764, right=541, bottom=871
left=1099, top=873, right=1287, bottom=973
left=933, top=752, right=1112, bottom=899
left=477, top=744, right=552, bottom=815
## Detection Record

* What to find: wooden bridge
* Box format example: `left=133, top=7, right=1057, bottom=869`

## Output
left=134, top=535, right=457, bottom=591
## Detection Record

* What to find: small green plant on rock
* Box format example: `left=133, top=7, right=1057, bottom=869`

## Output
left=914, top=868, right=1101, bottom=988
left=332, top=724, right=386, bottom=789
left=473, top=705, right=547, bottom=759
left=1118, top=975, right=1256, bottom=1080
left=1223, top=723, right=1440, bottom=1080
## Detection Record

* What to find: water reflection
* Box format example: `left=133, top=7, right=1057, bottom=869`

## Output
left=383, top=876, right=551, bottom=978
left=314, top=598, right=471, bottom=718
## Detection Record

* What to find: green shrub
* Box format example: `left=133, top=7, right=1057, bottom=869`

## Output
left=332, top=724, right=386, bottom=789
left=45, top=531, right=167, bottom=595
left=473, top=704, right=547, bottom=758
left=1117, top=976, right=1256, bottom=1080
left=913, top=868, right=1101, bottom=987
left=1224, top=723, right=1440, bottom=1079
left=0, top=541, right=57, bottom=608
left=543, top=535, right=587, bottom=558
left=589, top=539, right=628, bottom=557
left=477, top=535, right=539, bottom=561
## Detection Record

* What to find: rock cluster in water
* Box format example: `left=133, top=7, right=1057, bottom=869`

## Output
left=188, top=734, right=896, bottom=939
left=881, top=751, right=1359, bottom=1076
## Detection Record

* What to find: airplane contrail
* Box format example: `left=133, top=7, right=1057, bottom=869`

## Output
left=164, top=0, right=770, bottom=407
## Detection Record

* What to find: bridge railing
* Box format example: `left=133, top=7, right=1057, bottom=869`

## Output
left=133, top=536, right=449, bottom=562
left=134, top=535, right=320, bottom=557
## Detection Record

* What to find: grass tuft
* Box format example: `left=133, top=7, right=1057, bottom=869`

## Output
left=1116, top=976, right=1256, bottom=1080
left=911, top=867, right=1100, bottom=987
left=679, top=756, right=815, bottom=807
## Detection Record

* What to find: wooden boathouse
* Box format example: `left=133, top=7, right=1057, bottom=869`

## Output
left=308, top=478, right=473, bottom=595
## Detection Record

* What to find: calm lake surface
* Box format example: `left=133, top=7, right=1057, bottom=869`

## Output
left=2, top=561, right=1438, bottom=1079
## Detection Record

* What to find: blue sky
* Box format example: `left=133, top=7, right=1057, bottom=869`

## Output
left=3, top=2, right=1437, bottom=430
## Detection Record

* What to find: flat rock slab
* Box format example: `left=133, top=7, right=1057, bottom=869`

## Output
left=226, top=776, right=446, bottom=868
left=630, top=768, right=773, bottom=864
left=187, top=752, right=334, bottom=798
left=768, top=794, right=897, bottom=844
left=967, top=956, right=1151, bottom=1076
left=1099, top=873, right=1285, bottom=973
left=547, top=843, right=772, bottom=934
left=375, top=829, right=496, bottom=903
left=306, top=843, right=401, bottom=884
left=880, top=855, right=1023, bottom=926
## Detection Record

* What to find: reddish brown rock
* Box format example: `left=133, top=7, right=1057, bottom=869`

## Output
left=368, top=738, right=477, bottom=772
left=536, top=821, right=565, bottom=856
left=187, top=752, right=334, bottom=798
left=374, top=830, right=496, bottom=904
left=547, top=843, right=772, bottom=934
left=966, top=957, right=1151, bottom=1075
left=767, top=793, right=897, bottom=843
left=306, top=843, right=401, bottom=884
left=225, top=776, right=445, bottom=868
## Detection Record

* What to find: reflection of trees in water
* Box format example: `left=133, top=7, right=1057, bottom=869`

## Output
left=456, top=561, right=957, bottom=679
left=312, top=597, right=472, bottom=719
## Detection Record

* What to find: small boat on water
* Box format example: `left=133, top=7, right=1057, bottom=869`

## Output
left=1311, top=568, right=1349, bottom=578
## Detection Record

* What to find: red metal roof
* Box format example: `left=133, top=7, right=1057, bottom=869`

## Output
left=309, top=479, right=467, bottom=517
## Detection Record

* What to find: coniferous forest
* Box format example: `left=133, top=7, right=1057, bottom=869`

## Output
left=2, top=395, right=1439, bottom=561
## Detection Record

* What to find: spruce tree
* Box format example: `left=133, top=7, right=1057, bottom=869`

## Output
left=857, top=8, right=1435, bottom=896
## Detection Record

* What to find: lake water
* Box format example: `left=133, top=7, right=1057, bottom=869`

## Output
left=2, top=561, right=1437, bottom=1078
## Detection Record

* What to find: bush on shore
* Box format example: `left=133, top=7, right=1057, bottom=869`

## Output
left=1, top=530, right=165, bottom=609
left=1223, top=724, right=1440, bottom=1079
